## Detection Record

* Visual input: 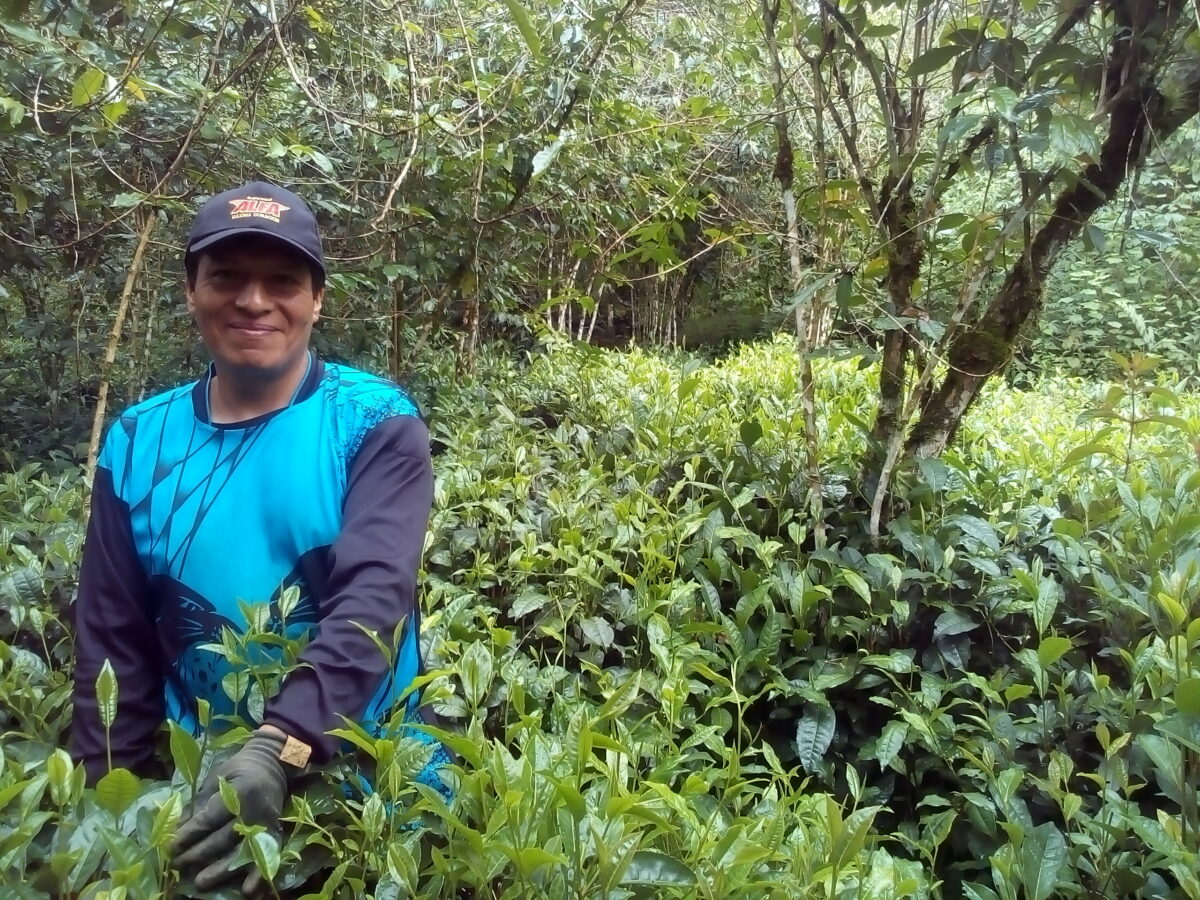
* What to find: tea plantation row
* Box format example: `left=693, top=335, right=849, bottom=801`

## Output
left=2, top=338, right=1199, bottom=898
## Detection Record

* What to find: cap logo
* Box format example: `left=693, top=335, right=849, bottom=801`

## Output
left=228, top=196, right=290, bottom=223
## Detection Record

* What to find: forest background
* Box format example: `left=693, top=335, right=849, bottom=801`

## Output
left=4, top=0, right=1200, bottom=897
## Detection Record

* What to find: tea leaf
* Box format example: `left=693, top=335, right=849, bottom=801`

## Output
left=168, top=722, right=201, bottom=786
left=580, top=616, right=615, bottom=649
left=95, top=659, right=118, bottom=730
left=934, top=609, right=979, bottom=639
left=1157, top=713, right=1200, bottom=754
left=795, top=704, right=836, bottom=773
left=1036, top=636, right=1072, bottom=669
left=218, top=776, right=241, bottom=817
left=875, top=720, right=908, bottom=770
left=460, top=641, right=495, bottom=709
left=1017, top=822, right=1066, bottom=900
left=95, top=768, right=139, bottom=817
left=248, top=829, right=281, bottom=881
left=499, top=0, right=542, bottom=58
left=1174, top=677, right=1200, bottom=716
left=620, top=850, right=697, bottom=886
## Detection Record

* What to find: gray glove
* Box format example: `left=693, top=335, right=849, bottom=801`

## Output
left=172, top=730, right=296, bottom=894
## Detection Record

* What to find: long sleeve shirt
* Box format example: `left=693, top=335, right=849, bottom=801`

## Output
left=69, top=356, right=437, bottom=785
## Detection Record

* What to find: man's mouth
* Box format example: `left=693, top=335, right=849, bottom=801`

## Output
left=230, top=323, right=277, bottom=334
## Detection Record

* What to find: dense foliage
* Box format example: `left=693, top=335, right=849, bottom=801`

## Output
left=3, top=339, right=1200, bottom=898
left=5, top=0, right=1200, bottom=895
left=5, top=0, right=1200, bottom=470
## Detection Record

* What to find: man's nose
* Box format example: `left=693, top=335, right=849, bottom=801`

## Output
left=234, top=278, right=271, bottom=312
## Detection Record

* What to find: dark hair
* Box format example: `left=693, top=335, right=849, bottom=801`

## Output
left=184, top=246, right=326, bottom=293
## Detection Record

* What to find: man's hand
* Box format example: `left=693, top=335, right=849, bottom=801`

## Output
left=172, top=729, right=295, bottom=894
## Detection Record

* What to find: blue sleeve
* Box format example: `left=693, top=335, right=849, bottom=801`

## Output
left=70, top=465, right=164, bottom=784
left=263, top=414, right=434, bottom=762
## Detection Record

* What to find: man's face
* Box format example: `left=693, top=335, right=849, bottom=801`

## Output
left=186, top=235, right=323, bottom=381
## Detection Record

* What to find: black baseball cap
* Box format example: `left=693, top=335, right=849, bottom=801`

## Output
left=185, top=181, right=325, bottom=280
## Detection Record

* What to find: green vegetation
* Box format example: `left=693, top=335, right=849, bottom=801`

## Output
left=4, top=340, right=1200, bottom=897
left=5, top=0, right=1200, bottom=895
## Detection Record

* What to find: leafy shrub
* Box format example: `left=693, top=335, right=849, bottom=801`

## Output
left=2, top=338, right=1200, bottom=898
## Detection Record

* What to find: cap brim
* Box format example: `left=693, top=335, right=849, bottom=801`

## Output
left=187, top=228, right=325, bottom=275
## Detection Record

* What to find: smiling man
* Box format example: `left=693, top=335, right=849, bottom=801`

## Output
left=69, top=182, right=450, bottom=893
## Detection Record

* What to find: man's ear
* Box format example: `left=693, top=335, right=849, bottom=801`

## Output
left=312, top=288, right=324, bottom=323
left=185, top=282, right=196, bottom=313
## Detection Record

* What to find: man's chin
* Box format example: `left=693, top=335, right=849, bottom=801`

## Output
left=216, top=354, right=301, bottom=383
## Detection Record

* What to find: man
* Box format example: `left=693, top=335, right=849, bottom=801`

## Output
left=69, top=181, right=449, bottom=893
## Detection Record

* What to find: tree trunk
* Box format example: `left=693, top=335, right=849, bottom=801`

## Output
left=906, top=84, right=1186, bottom=458
left=763, top=0, right=826, bottom=546
left=86, top=211, right=158, bottom=477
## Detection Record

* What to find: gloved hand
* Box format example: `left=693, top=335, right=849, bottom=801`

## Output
left=172, top=729, right=298, bottom=894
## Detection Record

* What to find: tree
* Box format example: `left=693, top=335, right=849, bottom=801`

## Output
left=770, top=0, right=1200, bottom=532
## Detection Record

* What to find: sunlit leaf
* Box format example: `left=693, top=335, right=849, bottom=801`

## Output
left=500, top=0, right=542, bottom=58
left=72, top=68, right=108, bottom=107
left=96, top=768, right=140, bottom=817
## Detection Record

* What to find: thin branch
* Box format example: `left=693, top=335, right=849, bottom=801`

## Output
left=819, top=0, right=900, bottom=170
left=373, top=7, right=424, bottom=227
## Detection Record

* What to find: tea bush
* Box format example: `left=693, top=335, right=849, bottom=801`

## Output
left=3, top=338, right=1200, bottom=898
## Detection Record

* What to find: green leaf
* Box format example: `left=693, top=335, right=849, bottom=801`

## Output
left=1083, top=222, right=1106, bottom=253
left=918, top=457, right=950, bottom=492
left=0, top=19, right=51, bottom=48
left=460, top=640, right=495, bottom=708
left=0, top=565, right=40, bottom=608
left=95, top=768, right=140, bottom=817
left=500, top=0, right=543, bottom=58
left=1037, top=636, right=1072, bottom=669
left=1013, top=88, right=1065, bottom=116
left=278, top=584, right=301, bottom=620
left=1017, top=822, right=1066, bottom=900
left=0, top=97, right=24, bottom=127
left=1175, top=678, right=1200, bottom=716
left=580, top=615, right=615, bottom=649
left=933, top=609, right=978, bottom=640
left=248, top=829, right=281, bottom=881
left=875, top=720, right=908, bottom=770
left=1058, top=442, right=1109, bottom=470
left=1032, top=578, right=1059, bottom=637
left=95, top=659, right=118, bottom=730
left=620, top=850, right=697, bottom=886
left=1137, top=734, right=1183, bottom=796
left=531, top=136, right=565, bottom=178
left=102, top=100, right=128, bottom=123
left=841, top=570, right=871, bottom=605
left=795, top=704, right=836, bottom=773
left=309, top=149, right=335, bottom=175
left=909, top=45, right=962, bottom=77
left=72, top=68, right=108, bottom=107
left=218, top=776, right=241, bottom=817
left=168, top=722, right=201, bottom=786
left=951, top=515, right=999, bottom=551
left=830, top=806, right=880, bottom=871
left=939, top=112, right=983, bottom=146
left=46, top=749, right=72, bottom=804
left=835, top=272, right=853, bottom=309
left=783, top=272, right=838, bottom=319
left=149, top=792, right=182, bottom=848
left=739, top=420, right=763, bottom=448
left=510, top=589, right=549, bottom=618
left=1156, top=714, right=1200, bottom=754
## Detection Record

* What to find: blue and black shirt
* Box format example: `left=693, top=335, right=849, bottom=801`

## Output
left=70, top=355, right=446, bottom=788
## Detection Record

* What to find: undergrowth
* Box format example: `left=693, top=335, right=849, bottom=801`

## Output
left=2, top=337, right=1199, bottom=898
